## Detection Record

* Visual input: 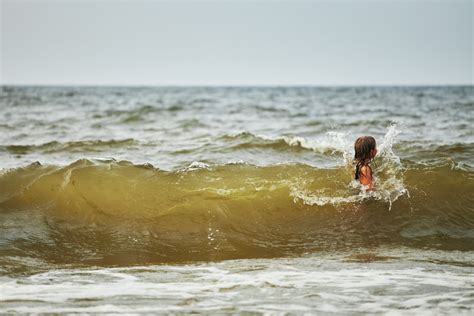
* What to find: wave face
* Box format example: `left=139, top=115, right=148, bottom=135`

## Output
left=1, top=158, right=472, bottom=270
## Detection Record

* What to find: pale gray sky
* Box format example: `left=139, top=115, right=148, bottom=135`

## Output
left=1, top=0, right=472, bottom=86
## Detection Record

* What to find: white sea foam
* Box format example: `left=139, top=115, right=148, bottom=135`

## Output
left=1, top=251, right=472, bottom=314
left=280, top=132, right=350, bottom=157
left=181, top=161, right=211, bottom=172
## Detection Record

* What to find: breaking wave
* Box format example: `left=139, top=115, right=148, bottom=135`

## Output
left=0, top=158, right=472, bottom=270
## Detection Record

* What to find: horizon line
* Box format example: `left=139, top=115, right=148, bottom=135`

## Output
left=1, top=83, right=473, bottom=88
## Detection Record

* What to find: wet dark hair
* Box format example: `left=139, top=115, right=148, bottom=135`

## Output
left=354, top=136, right=376, bottom=180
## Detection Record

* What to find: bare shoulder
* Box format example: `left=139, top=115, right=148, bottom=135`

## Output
left=359, top=165, right=372, bottom=178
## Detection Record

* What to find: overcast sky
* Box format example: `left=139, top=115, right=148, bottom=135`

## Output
left=1, top=0, right=472, bottom=86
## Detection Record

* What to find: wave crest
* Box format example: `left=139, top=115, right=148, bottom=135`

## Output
left=220, top=131, right=348, bottom=155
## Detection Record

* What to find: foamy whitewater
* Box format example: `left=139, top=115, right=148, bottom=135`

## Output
left=0, top=86, right=473, bottom=313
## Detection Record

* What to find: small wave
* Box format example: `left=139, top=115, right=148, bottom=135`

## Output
left=166, top=104, right=184, bottom=112
left=2, top=139, right=137, bottom=155
left=178, top=118, right=208, bottom=129
left=181, top=161, right=211, bottom=172
left=92, top=104, right=181, bottom=120
left=120, top=114, right=144, bottom=123
left=393, top=141, right=474, bottom=168
left=219, top=132, right=347, bottom=155
left=191, top=97, right=216, bottom=104
left=254, top=105, right=290, bottom=113
left=396, top=141, right=474, bottom=155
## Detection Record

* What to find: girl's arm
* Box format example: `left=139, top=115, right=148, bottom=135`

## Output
left=359, top=165, right=374, bottom=190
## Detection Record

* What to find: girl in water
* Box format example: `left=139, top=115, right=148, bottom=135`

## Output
left=354, top=136, right=377, bottom=190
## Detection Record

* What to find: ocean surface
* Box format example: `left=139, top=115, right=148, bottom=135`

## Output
left=0, top=86, right=473, bottom=313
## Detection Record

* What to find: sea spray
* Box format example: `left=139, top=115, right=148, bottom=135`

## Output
left=372, top=123, right=409, bottom=209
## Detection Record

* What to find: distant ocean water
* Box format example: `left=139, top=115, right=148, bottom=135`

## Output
left=0, top=86, right=473, bottom=313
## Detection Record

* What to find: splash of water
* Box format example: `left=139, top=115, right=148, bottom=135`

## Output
left=290, top=124, right=408, bottom=209
left=372, top=123, right=409, bottom=209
